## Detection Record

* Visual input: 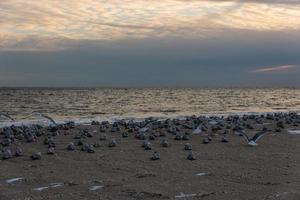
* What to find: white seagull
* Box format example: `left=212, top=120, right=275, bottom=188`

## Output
left=236, top=130, right=268, bottom=146
left=39, top=113, right=57, bottom=126
left=192, top=122, right=207, bottom=134
left=23, top=112, right=57, bottom=126
left=192, top=125, right=202, bottom=134
left=136, top=119, right=157, bottom=133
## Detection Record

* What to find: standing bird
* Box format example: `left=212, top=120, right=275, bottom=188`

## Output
left=136, top=119, right=158, bottom=133
left=235, top=130, right=268, bottom=146
left=192, top=123, right=207, bottom=134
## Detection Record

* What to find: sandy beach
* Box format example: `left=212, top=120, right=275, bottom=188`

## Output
left=1, top=114, right=300, bottom=200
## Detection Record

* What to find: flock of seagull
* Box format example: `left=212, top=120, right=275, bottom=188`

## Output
left=0, top=111, right=299, bottom=161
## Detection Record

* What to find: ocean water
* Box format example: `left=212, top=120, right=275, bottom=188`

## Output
left=1, top=87, right=300, bottom=127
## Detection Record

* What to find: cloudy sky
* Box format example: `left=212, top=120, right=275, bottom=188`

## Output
left=1, top=0, right=300, bottom=87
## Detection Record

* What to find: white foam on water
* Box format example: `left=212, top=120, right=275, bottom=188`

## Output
left=33, top=182, right=64, bottom=191
left=34, top=186, right=49, bottom=191
left=50, top=182, right=64, bottom=188
left=275, top=192, right=289, bottom=197
left=89, top=185, right=104, bottom=191
left=6, top=177, right=24, bottom=184
left=175, top=192, right=197, bottom=198
left=195, top=172, right=208, bottom=176
left=1, top=110, right=299, bottom=128
left=287, top=130, right=300, bottom=134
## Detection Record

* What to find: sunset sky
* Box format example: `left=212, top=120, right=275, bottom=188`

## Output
left=1, top=0, right=300, bottom=87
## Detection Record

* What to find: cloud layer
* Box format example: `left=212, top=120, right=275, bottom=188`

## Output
left=250, top=65, right=299, bottom=73
left=1, top=0, right=300, bottom=51
left=1, top=1, right=300, bottom=87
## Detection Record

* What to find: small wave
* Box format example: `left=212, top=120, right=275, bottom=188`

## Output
left=1, top=110, right=299, bottom=128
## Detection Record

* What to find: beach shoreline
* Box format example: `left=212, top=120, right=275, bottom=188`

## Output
left=1, top=113, right=300, bottom=200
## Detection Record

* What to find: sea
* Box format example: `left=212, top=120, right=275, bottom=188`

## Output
left=1, top=87, right=300, bottom=127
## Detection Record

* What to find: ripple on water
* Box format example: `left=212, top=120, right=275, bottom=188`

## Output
left=1, top=88, right=300, bottom=126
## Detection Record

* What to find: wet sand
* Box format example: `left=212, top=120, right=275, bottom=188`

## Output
left=1, top=117, right=300, bottom=200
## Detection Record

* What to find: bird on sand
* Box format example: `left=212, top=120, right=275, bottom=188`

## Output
left=136, top=119, right=158, bottom=133
left=235, top=130, right=268, bottom=146
left=192, top=123, right=207, bottom=134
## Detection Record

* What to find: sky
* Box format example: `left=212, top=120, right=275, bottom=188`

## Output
left=1, top=0, right=300, bottom=87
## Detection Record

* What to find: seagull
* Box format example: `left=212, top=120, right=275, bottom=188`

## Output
left=192, top=125, right=202, bottom=134
left=208, top=119, right=219, bottom=126
left=39, top=113, right=57, bottom=126
left=23, top=112, right=57, bottom=125
left=192, top=123, right=206, bottom=134
left=0, top=112, right=14, bottom=121
left=235, top=130, right=267, bottom=146
left=136, top=119, right=157, bottom=133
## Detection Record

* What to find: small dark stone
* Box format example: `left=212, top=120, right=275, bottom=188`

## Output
left=93, top=142, right=101, bottom=148
left=77, top=140, right=84, bottom=146
left=49, top=126, right=59, bottom=132
left=275, top=128, right=281, bottom=132
left=184, top=143, right=192, bottom=151
left=174, top=134, right=182, bottom=140
left=202, top=138, right=209, bottom=144
left=30, top=152, right=42, bottom=160
left=36, top=130, right=44, bottom=137
left=47, top=147, right=55, bottom=155
left=100, top=127, right=106, bottom=133
left=15, top=147, right=23, bottom=157
left=1, top=138, right=12, bottom=146
left=122, top=132, right=129, bottom=138
left=108, top=139, right=117, bottom=147
left=142, top=141, right=152, bottom=150
left=26, top=135, right=36, bottom=143
left=74, top=134, right=82, bottom=139
left=99, top=134, right=107, bottom=141
left=149, top=134, right=155, bottom=140
left=182, top=134, right=190, bottom=140
left=151, top=151, right=160, bottom=160
left=52, top=131, right=60, bottom=137
left=187, top=152, right=196, bottom=160
left=43, top=137, right=50, bottom=144
left=87, top=145, right=95, bottom=153
left=15, top=134, right=25, bottom=140
left=2, top=149, right=12, bottom=160
left=136, top=133, right=146, bottom=140
left=246, top=124, right=254, bottom=129
left=159, top=132, right=166, bottom=137
left=161, top=139, right=169, bottom=147
left=81, top=143, right=90, bottom=151
left=87, top=131, right=94, bottom=138
left=111, top=127, right=118, bottom=133
left=48, top=140, right=56, bottom=148
left=67, top=142, right=76, bottom=151
left=221, top=137, right=229, bottom=143
left=91, top=121, right=100, bottom=125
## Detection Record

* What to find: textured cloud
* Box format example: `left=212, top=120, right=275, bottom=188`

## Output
left=176, top=0, right=300, bottom=4
left=250, top=65, right=299, bottom=73
left=0, top=72, right=36, bottom=81
left=1, top=0, right=300, bottom=51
